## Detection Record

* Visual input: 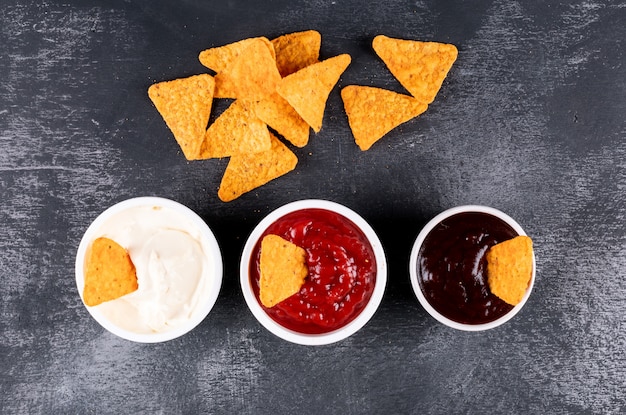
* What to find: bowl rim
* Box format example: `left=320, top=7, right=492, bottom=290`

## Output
left=408, top=205, right=535, bottom=331
left=75, top=196, right=223, bottom=343
left=240, top=199, right=387, bottom=346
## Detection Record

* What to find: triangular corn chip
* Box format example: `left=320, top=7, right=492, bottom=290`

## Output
left=486, top=236, right=534, bottom=306
left=212, top=38, right=280, bottom=100
left=198, top=99, right=271, bottom=159
left=259, top=234, right=308, bottom=308
left=372, top=35, right=457, bottom=104
left=271, top=30, right=321, bottom=77
left=341, top=85, right=428, bottom=151
left=253, top=92, right=310, bottom=147
left=213, top=75, right=239, bottom=99
left=83, top=237, right=138, bottom=307
left=218, top=133, right=298, bottom=202
left=230, top=40, right=282, bottom=101
left=148, top=74, right=215, bottom=160
left=198, top=37, right=275, bottom=73
left=276, top=54, right=351, bottom=133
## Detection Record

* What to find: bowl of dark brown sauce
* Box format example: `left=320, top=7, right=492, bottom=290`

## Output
left=409, top=205, right=535, bottom=331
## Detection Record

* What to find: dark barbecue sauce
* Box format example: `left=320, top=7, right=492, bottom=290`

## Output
left=417, top=212, right=517, bottom=325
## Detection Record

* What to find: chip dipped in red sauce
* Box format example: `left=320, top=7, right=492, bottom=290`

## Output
left=249, top=208, right=377, bottom=334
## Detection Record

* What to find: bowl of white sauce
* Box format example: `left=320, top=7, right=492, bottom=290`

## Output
left=75, top=196, right=223, bottom=342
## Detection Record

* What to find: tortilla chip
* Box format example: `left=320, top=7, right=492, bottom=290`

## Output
left=218, top=132, right=298, bottom=202
left=259, top=234, right=308, bottom=308
left=372, top=35, right=457, bottom=104
left=341, top=85, right=428, bottom=151
left=227, top=39, right=282, bottom=101
left=252, top=92, right=310, bottom=147
left=486, top=235, right=534, bottom=306
left=212, top=38, right=281, bottom=100
left=212, top=74, right=240, bottom=99
left=276, top=54, right=351, bottom=133
left=148, top=74, right=215, bottom=160
left=271, top=30, right=321, bottom=77
left=198, top=37, right=275, bottom=73
left=83, top=237, right=138, bottom=307
left=198, top=99, right=271, bottom=159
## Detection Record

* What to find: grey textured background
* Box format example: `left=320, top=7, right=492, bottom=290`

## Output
left=1, top=0, right=625, bottom=413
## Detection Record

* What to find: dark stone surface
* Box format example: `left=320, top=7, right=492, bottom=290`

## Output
left=1, top=0, right=624, bottom=413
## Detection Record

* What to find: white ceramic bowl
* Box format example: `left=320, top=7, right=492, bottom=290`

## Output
left=409, top=205, right=535, bottom=331
left=240, top=199, right=387, bottom=346
left=75, top=196, right=223, bottom=343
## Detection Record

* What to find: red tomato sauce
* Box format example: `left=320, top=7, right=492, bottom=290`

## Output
left=250, top=208, right=377, bottom=334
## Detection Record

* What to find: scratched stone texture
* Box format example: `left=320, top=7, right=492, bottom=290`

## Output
left=0, top=0, right=625, bottom=413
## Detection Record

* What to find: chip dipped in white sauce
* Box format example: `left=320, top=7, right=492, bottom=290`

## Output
left=76, top=197, right=222, bottom=342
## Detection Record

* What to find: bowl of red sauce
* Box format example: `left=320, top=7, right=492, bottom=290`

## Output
left=240, top=199, right=387, bottom=345
left=409, top=205, right=535, bottom=331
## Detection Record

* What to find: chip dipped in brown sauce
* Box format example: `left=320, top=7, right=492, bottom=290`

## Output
left=416, top=211, right=519, bottom=325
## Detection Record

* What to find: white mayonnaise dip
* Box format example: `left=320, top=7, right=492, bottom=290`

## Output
left=90, top=205, right=214, bottom=334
